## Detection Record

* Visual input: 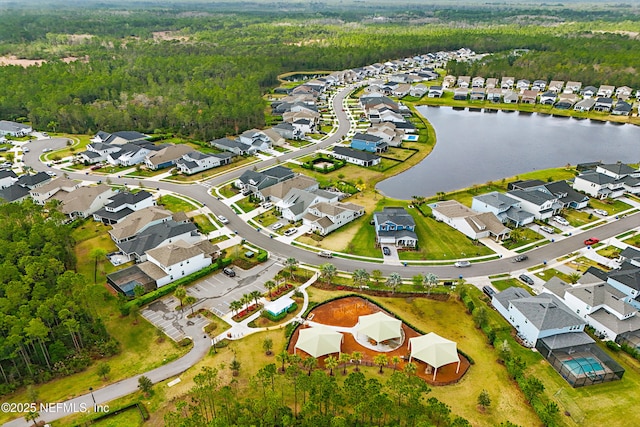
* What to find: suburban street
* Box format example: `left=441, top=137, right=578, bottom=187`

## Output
left=8, top=81, right=640, bottom=427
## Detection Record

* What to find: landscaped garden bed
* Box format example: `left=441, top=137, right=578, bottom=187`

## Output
left=232, top=304, right=262, bottom=322
left=266, top=283, right=295, bottom=301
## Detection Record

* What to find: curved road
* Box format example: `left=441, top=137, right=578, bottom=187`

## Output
left=9, top=82, right=639, bottom=426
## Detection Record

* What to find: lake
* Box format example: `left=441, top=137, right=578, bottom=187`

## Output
left=376, top=106, right=640, bottom=199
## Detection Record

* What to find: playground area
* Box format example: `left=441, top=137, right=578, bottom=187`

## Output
left=287, top=296, right=470, bottom=385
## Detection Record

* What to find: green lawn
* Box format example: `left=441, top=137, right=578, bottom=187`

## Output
left=502, top=228, right=544, bottom=250
left=623, top=233, right=640, bottom=248
left=218, top=183, right=239, bottom=198
left=235, top=196, right=259, bottom=213
left=534, top=268, right=575, bottom=283
left=125, top=168, right=168, bottom=178
left=492, top=278, right=534, bottom=293
left=563, top=209, right=596, bottom=227
left=157, top=194, right=198, bottom=213
left=92, top=406, right=145, bottom=427
left=191, top=214, right=217, bottom=234
left=381, top=147, right=417, bottom=162
left=253, top=210, right=281, bottom=228
left=589, top=198, right=632, bottom=214
left=597, top=245, right=622, bottom=259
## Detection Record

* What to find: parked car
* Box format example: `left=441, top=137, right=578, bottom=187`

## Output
left=272, top=223, right=283, bottom=230
left=593, top=209, right=609, bottom=216
left=482, top=286, right=496, bottom=297
left=283, top=228, right=297, bottom=236
left=262, top=202, right=273, bottom=209
left=45, top=171, right=56, bottom=177
left=42, top=148, right=52, bottom=153
left=519, top=274, right=535, bottom=286
left=22, top=147, right=29, bottom=153
left=454, top=260, right=471, bottom=268
left=318, top=251, right=333, bottom=258
left=382, top=247, right=391, bottom=256
left=552, top=216, right=569, bottom=226
left=222, top=267, right=236, bottom=277
left=514, top=254, right=528, bottom=262
left=217, top=215, right=229, bottom=224
left=540, top=226, right=555, bottom=234
left=584, top=237, right=600, bottom=246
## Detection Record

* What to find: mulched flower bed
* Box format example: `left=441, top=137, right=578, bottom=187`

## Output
left=232, top=304, right=262, bottom=322
left=267, top=284, right=294, bottom=301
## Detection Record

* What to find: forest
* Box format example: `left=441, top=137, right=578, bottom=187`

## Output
left=0, top=8, right=639, bottom=140
left=0, top=202, right=118, bottom=395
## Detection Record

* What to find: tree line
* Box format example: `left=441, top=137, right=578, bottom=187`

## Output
left=0, top=201, right=118, bottom=395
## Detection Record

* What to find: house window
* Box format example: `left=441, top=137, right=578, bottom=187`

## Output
left=577, top=309, right=580, bottom=314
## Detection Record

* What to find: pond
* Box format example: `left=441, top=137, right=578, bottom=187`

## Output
left=377, top=106, right=640, bottom=199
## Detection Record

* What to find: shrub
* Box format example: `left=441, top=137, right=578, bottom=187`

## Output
left=606, top=340, right=621, bottom=352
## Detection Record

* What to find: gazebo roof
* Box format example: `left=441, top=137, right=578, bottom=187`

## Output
left=355, top=311, right=402, bottom=343
left=294, top=327, right=343, bottom=358
left=409, top=332, right=460, bottom=369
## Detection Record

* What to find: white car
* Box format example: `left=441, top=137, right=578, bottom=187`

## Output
left=283, top=228, right=297, bottom=236
left=217, top=215, right=229, bottom=224
left=46, top=171, right=56, bottom=177
left=540, top=226, right=555, bottom=234
left=593, top=209, right=609, bottom=216
left=454, top=261, right=471, bottom=268
left=552, top=216, right=569, bottom=226
left=42, top=148, right=52, bottom=153
left=272, top=223, right=283, bottom=230
left=262, top=202, right=273, bottom=209
left=22, top=147, right=29, bottom=153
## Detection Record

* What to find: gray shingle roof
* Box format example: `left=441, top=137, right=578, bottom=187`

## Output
left=374, top=207, right=415, bottom=228
left=117, top=220, right=198, bottom=257
left=474, top=192, right=519, bottom=209
left=333, top=146, right=380, bottom=162
left=508, top=188, right=556, bottom=206
left=511, top=293, right=586, bottom=330
left=539, top=332, right=594, bottom=350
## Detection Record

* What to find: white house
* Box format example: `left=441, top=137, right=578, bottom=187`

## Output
left=573, top=171, right=625, bottom=199
left=303, top=201, right=365, bottom=235
left=52, top=184, right=118, bottom=219
left=507, top=188, right=562, bottom=220
left=430, top=200, right=510, bottom=241
left=176, top=152, right=233, bottom=175
left=29, top=177, right=81, bottom=205
left=0, top=170, right=18, bottom=189
left=277, top=188, right=339, bottom=222
left=331, top=146, right=381, bottom=167
left=92, top=190, right=156, bottom=225
left=107, top=144, right=153, bottom=166
left=0, top=120, right=32, bottom=137
left=143, top=240, right=214, bottom=287
left=471, top=192, right=535, bottom=227
left=492, top=287, right=586, bottom=347
left=144, top=144, right=194, bottom=170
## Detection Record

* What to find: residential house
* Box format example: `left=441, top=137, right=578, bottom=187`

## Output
left=503, top=91, right=519, bottom=104
left=582, top=86, right=597, bottom=98
left=0, top=120, right=32, bottom=137
left=543, top=180, right=590, bottom=209
left=331, top=146, right=381, bottom=167
left=469, top=88, right=486, bottom=101
left=492, top=287, right=586, bottom=346
left=594, top=97, right=614, bottom=112
left=211, top=137, right=255, bottom=156
left=597, top=85, right=615, bottom=97
left=501, top=77, right=515, bottom=89
left=373, top=207, right=418, bottom=247
left=116, top=219, right=200, bottom=262
left=283, top=110, right=320, bottom=129
left=238, top=129, right=275, bottom=151
left=548, top=80, right=564, bottom=93
left=543, top=277, right=640, bottom=342
left=277, top=187, right=338, bottom=222
left=52, top=184, right=117, bottom=220
left=107, top=143, right=155, bottom=166
left=144, top=144, right=194, bottom=170
left=409, top=84, right=428, bottom=98
left=427, top=85, right=443, bottom=98
left=430, top=200, right=510, bottom=241
left=391, top=83, right=411, bottom=98
left=175, top=151, right=233, bottom=175
left=507, top=188, right=562, bottom=220
left=0, top=185, right=30, bottom=203
left=29, top=177, right=81, bottom=205
left=539, top=91, right=557, bottom=105
left=109, top=206, right=175, bottom=243
left=442, top=75, right=456, bottom=88
left=91, top=131, right=148, bottom=145
left=573, top=170, right=625, bottom=199
left=521, top=90, right=538, bottom=104
left=620, top=246, right=640, bottom=267
left=78, top=142, right=121, bottom=164
left=350, top=133, right=388, bottom=153
left=485, top=77, right=498, bottom=89
left=471, top=192, right=535, bottom=227
left=235, top=166, right=295, bottom=194
left=516, top=79, right=530, bottom=91
left=272, top=122, right=302, bottom=140
left=532, top=80, right=547, bottom=91
left=366, top=122, right=404, bottom=147
left=456, top=76, right=470, bottom=88
left=303, top=201, right=365, bottom=235
left=596, top=163, right=639, bottom=180
left=0, top=170, right=18, bottom=189
left=564, top=81, right=582, bottom=94
left=471, top=76, right=485, bottom=88
left=615, top=86, right=633, bottom=99
left=142, top=239, right=215, bottom=287
left=573, top=98, right=596, bottom=112
left=258, top=175, right=318, bottom=203
left=453, top=88, right=468, bottom=101
left=555, top=93, right=579, bottom=109
left=486, top=88, right=503, bottom=102
left=612, top=101, right=632, bottom=116
left=17, top=172, right=51, bottom=190
left=92, top=190, right=155, bottom=225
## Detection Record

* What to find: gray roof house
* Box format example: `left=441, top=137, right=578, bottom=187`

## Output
left=92, top=190, right=155, bottom=225
left=210, top=137, right=254, bottom=156
left=573, top=98, right=596, bottom=112
left=471, top=192, right=535, bottom=227
left=235, top=166, right=295, bottom=193
left=373, top=207, right=417, bottom=247
left=0, top=120, right=32, bottom=137
left=117, top=219, right=200, bottom=262
left=175, top=151, right=233, bottom=175
left=331, top=146, right=381, bottom=167
left=507, top=188, right=563, bottom=220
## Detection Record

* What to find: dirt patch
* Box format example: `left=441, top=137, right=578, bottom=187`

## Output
left=152, top=31, right=191, bottom=42
left=288, top=296, right=470, bottom=385
left=0, top=55, right=84, bottom=67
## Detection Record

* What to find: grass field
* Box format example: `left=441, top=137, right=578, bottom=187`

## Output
left=534, top=268, right=575, bottom=283
left=564, top=209, right=595, bottom=227
left=235, top=196, right=259, bottom=213
left=157, top=194, right=198, bottom=213
left=191, top=214, right=217, bottom=234
left=491, top=278, right=534, bottom=293
left=502, top=228, right=544, bottom=250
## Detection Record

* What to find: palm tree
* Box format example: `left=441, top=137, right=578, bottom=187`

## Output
left=339, top=352, right=351, bottom=375
left=174, top=286, right=187, bottom=310
left=320, top=263, right=337, bottom=286
left=303, top=356, right=318, bottom=376
left=229, top=300, right=242, bottom=316
left=386, top=272, right=402, bottom=294
left=325, top=355, right=338, bottom=376
left=374, top=354, right=388, bottom=374
left=568, top=272, right=581, bottom=284
left=184, top=295, right=197, bottom=315
left=391, top=355, right=402, bottom=371
left=262, top=337, right=273, bottom=356
left=242, top=293, right=252, bottom=310
left=249, top=290, right=262, bottom=306
left=403, top=362, right=417, bottom=376
left=423, top=273, right=439, bottom=295
left=89, top=248, right=107, bottom=284
left=264, top=280, right=276, bottom=298
left=276, top=350, right=289, bottom=373
left=352, top=268, right=370, bottom=288
left=285, top=257, right=299, bottom=279
left=351, top=351, right=363, bottom=372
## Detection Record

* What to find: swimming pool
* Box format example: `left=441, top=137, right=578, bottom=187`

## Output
left=563, top=357, right=604, bottom=376
left=403, top=134, right=419, bottom=142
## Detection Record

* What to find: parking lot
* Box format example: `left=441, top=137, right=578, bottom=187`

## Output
left=141, top=297, right=210, bottom=342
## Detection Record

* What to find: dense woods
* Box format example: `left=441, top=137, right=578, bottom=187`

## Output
left=0, top=9, right=639, bottom=139
left=0, top=202, right=117, bottom=395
